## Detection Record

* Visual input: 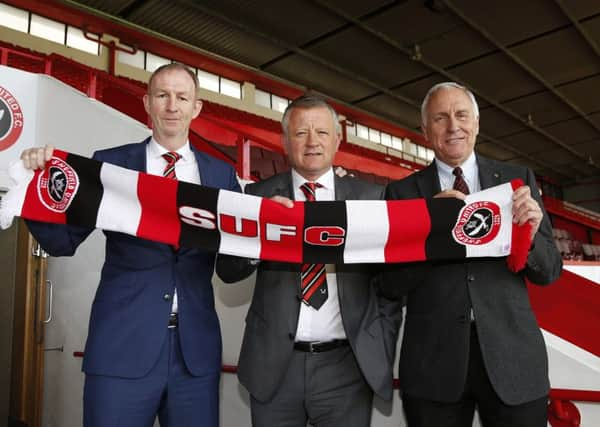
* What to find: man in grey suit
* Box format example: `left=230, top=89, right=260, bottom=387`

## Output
left=217, top=94, right=402, bottom=427
left=384, top=82, right=562, bottom=427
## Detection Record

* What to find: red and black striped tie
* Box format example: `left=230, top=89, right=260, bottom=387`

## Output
left=452, top=167, right=470, bottom=195
left=162, top=151, right=182, bottom=180
left=300, top=182, right=328, bottom=309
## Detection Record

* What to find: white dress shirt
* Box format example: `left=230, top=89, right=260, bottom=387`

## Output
left=146, top=138, right=201, bottom=313
left=291, top=168, right=346, bottom=342
left=435, top=151, right=480, bottom=194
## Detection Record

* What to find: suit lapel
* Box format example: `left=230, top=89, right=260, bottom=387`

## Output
left=191, top=146, right=212, bottom=187
left=125, top=137, right=150, bottom=173
left=334, top=175, right=355, bottom=201
left=268, top=171, right=294, bottom=200
left=477, top=155, right=502, bottom=190
left=416, top=162, right=441, bottom=198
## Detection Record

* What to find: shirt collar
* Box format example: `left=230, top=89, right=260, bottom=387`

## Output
left=291, top=167, right=335, bottom=190
left=148, top=138, right=193, bottom=161
left=435, top=151, right=477, bottom=177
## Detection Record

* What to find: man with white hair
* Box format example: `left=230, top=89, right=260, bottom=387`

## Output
left=383, top=82, right=562, bottom=427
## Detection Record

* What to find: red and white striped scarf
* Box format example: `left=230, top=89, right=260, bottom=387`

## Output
left=0, top=150, right=531, bottom=271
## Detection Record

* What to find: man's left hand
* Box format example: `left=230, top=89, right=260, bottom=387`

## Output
left=512, top=186, right=543, bottom=240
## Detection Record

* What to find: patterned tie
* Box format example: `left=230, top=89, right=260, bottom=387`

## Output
left=452, top=167, right=470, bottom=195
left=299, top=182, right=328, bottom=309
left=162, top=151, right=182, bottom=180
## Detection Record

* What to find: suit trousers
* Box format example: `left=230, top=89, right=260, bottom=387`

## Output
left=402, top=324, right=548, bottom=427
left=250, top=345, right=373, bottom=427
left=83, top=328, right=220, bottom=427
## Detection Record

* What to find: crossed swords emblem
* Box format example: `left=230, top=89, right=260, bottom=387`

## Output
left=464, top=211, right=491, bottom=237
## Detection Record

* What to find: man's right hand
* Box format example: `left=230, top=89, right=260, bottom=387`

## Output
left=433, top=189, right=466, bottom=200
left=270, top=195, right=294, bottom=208
left=20, top=144, right=54, bottom=170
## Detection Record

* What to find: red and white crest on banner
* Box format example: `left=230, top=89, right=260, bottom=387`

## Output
left=453, top=201, right=501, bottom=246
left=37, top=157, right=79, bottom=213
left=0, top=85, right=24, bottom=151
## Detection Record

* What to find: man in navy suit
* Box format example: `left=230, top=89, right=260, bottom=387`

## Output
left=20, top=63, right=241, bottom=427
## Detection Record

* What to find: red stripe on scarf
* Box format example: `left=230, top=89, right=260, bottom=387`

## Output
left=384, top=198, right=431, bottom=263
left=136, top=173, right=180, bottom=245
left=258, top=197, right=305, bottom=263
left=507, top=179, right=531, bottom=272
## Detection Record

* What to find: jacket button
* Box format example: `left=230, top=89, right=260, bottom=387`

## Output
left=467, top=275, right=475, bottom=282
left=288, top=333, right=295, bottom=340
left=458, top=315, right=468, bottom=323
left=163, top=293, right=172, bottom=301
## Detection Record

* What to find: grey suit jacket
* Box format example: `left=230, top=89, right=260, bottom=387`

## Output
left=216, top=171, right=403, bottom=402
left=383, top=155, right=562, bottom=405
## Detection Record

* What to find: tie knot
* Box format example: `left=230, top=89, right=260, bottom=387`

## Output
left=162, top=151, right=182, bottom=166
left=300, top=182, right=322, bottom=201
left=452, top=166, right=463, bottom=178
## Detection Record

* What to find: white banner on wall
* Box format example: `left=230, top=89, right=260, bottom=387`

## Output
left=0, top=65, right=38, bottom=190
left=0, top=65, right=150, bottom=192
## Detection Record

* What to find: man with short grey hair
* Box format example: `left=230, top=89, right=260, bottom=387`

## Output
left=383, top=82, right=561, bottom=427
left=217, top=93, right=402, bottom=427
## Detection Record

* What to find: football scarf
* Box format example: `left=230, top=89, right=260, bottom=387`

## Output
left=0, top=150, right=531, bottom=271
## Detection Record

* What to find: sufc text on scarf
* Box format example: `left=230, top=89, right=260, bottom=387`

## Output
left=0, top=150, right=531, bottom=271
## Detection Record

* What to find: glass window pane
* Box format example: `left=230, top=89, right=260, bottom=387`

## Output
left=118, top=46, right=145, bottom=69
left=426, top=148, right=434, bottom=161
left=66, top=26, right=99, bottom=55
left=272, top=95, right=288, bottom=113
left=197, top=69, right=219, bottom=93
left=404, top=139, right=417, bottom=156
left=347, top=122, right=357, bottom=136
left=356, top=124, right=368, bottom=140
left=417, top=145, right=427, bottom=159
left=255, top=89, right=271, bottom=108
left=146, top=52, right=170, bottom=72
left=30, top=14, right=65, bottom=45
left=0, top=4, right=28, bottom=33
left=381, top=133, right=392, bottom=147
left=391, top=136, right=403, bottom=151
left=368, top=128, right=381, bottom=143
left=403, top=153, right=415, bottom=162
left=220, top=77, right=241, bottom=99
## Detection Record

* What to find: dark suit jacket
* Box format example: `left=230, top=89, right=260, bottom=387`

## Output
left=383, top=155, right=562, bottom=405
left=26, top=138, right=241, bottom=378
left=216, top=171, right=403, bottom=402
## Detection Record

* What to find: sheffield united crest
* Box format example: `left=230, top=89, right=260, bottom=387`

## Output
left=453, top=201, right=501, bottom=246
left=0, top=85, right=24, bottom=151
left=37, top=157, right=79, bottom=212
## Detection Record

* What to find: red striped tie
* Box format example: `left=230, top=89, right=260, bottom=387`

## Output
left=162, top=152, right=182, bottom=180
left=300, top=182, right=328, bottom=309
left=452, top=167, right=470, bottom=195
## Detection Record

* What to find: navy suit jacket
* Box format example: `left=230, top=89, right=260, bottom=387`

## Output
left=26, top=138, right=241, bottom=378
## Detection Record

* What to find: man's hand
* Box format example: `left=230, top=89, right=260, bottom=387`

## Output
left=21, top=144, right=54, bottom=170
left=270, top=195, right=294, bottom=208
left=433, top=189, right=466, bottom=200
left=512, top=185, right=542, bottom=240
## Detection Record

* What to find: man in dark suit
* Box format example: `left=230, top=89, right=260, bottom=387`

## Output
left=216, top=94, right=402, bottom=427
left=384, top=82, right=562, bottom=427
left=20, top=63, right=241, bottom=427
